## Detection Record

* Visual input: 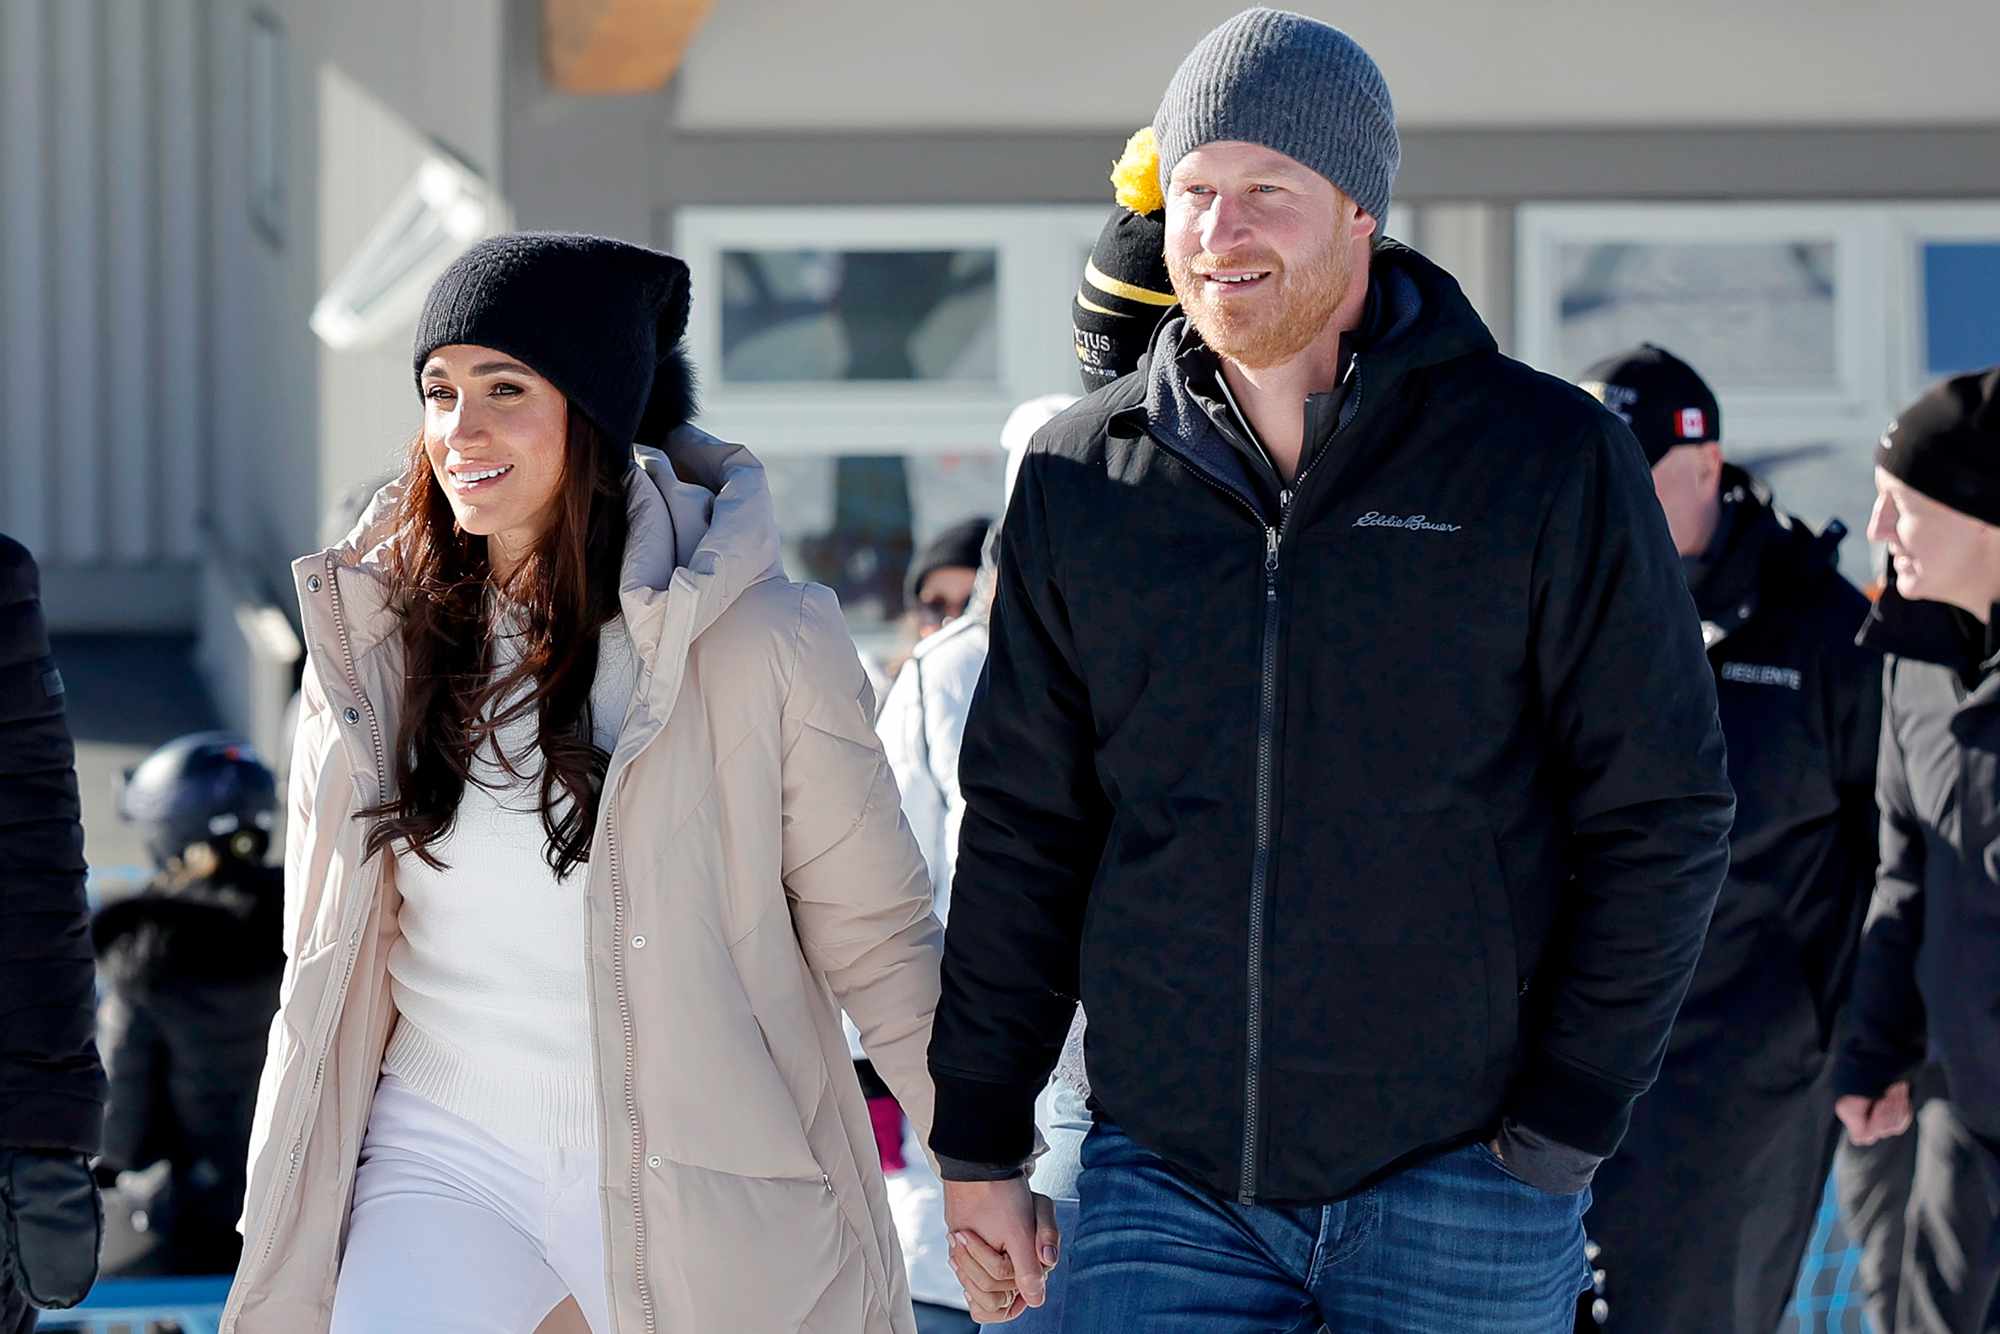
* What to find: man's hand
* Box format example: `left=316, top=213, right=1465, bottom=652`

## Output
left=942, top=1177, right=1060, bottom=1324
left=0, top=1149, right=101, bottom=1310
left=1836, top=1081, right=1914, bottom=1147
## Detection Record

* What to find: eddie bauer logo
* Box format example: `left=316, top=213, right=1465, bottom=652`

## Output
left=1353, top=511, right=1462, bottom=533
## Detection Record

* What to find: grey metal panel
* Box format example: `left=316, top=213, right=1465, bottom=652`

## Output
left=51, top=0, right=103, bottom=564
left=0, top=0, right=51, bottom=552
left=649, top=126, right=2000, bottom=208
left=1394, top=127, right=2000, bottom=202
left=105, top=0, right=155, bottom=562
left=157, top=0, right=206, bottom=562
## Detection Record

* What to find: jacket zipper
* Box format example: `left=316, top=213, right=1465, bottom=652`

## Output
left=1241, top=510, right=1282, bottom=1204
left=1189, top=356, right=1363, bottom=1204
left=1232, top=358, right=1360, bottom=1208
left=227, top=555, right=388, bottom=1327
left=1234, top=356, right=1364, bottom=1202
left=602, top=787, right=659, bottom=1333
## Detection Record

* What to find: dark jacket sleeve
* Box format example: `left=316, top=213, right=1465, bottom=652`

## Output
left=1833, top=661, right=1929, bottom=1100
left=95, top=989, right=167, bottom=1172
left=1794, top=598, right=1883, bottom=1048
left=1510, top=420, right=1736, bottom=1160
left=0, top=535, right=106, bottom=1154
left=926, top=452, right=1104, bottom=1169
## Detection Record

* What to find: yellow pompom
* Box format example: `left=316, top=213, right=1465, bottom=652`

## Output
left=1109, top=126, right=1164, bottom=216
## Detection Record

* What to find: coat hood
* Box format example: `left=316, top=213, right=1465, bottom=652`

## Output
left=1131, top=239, right=1498, bottom=506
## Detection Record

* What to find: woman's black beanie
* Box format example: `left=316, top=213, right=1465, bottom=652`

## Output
left=413, top=231, right=697, bottom=447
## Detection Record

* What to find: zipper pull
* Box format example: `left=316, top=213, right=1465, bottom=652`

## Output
left=1264, top=526, right=1280, bottom=573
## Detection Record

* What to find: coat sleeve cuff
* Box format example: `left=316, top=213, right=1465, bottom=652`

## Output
left=935, top=1153, right=1027, bottom=1183
left=1496, top=1118, right=1602, bottom=1195
left=1831, top=1050, right=1919, bottom=1102
left=927, top=1068, right=1042, bottom=1169
left=1506, top=1052, right=1640, bottom=1160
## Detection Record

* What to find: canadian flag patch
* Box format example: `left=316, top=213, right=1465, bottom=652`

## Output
left=1679, top=407, right=1707, bottom=439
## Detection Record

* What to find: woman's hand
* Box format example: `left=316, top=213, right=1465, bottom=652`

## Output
left=942, top=1178, right=1060, bottom=1323
left=1836, top=1081, right=1914, bottom=1147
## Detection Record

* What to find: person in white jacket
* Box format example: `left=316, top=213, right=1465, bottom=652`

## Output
left=884, top=126, right=1175, bottom=1330
left=874, top=396, right=1082, bottom=1334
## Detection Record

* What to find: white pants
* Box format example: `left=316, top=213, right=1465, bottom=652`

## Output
left=330, top=1076, right=611, bottom=1334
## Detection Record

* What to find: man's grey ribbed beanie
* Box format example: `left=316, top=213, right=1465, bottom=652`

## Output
left=1153, top=8, right=1399, bottom=226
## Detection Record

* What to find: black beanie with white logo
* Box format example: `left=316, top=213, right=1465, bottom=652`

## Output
left=1876, top=366, right=2000, bottom=527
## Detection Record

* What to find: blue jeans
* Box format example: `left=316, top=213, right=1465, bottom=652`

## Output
left=1063, top=1119, right=1592, bottom=1333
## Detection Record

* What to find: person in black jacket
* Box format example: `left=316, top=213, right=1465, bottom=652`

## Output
left=0, top=535, right=104, bottom=1332
left=1835, top=367, right=2000, bottom=1333
left=1570, top=346, right=1881, bottom=1333
left=926, top=12, right=1734, bottom=1330
left=93, top=733, right=283, bottom=1277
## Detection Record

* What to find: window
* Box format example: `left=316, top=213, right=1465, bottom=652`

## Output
left=1889, top=205, right=2000, bottom=407
left=677, top=206, right=1107, bottom=656
left=678, top=206, right=1105, bottom=450
left=1920, top=243, right=2000, bottom=377
left=720, top=247, right=1000, bottom=384
left=1518, top=204, right=1902, bottom=586
left=1517, top=205, right=1882, bottom=415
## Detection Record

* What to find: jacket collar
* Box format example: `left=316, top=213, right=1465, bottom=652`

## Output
left=1859, top=565, right=2000, bottom=695
left=293, top=425, right=786, bottom=750
left=1118, top=240, right=1498, bottom=511
left=1688, top=465, right=1846, bottom=649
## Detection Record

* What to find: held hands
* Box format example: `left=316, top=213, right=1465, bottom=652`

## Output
left=0, top=1148, right=102, bottom=1310
left=1836, top=1080, right=1915, bottom=1147
left=941, top=1177, right=1060, bottom=1323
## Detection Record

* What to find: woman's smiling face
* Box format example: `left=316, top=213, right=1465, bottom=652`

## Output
left=419, top=344, right=570, bottom=578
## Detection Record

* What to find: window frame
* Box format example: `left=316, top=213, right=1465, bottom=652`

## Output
left=1514, top=202, right=1890, bottom=437
left=1887, top=202, right=2000, bottom=408
left=675, top=204, right=1112, bottom=455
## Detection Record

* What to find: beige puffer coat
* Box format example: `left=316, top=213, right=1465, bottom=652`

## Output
left=221, top=428, right=943, bottom=1333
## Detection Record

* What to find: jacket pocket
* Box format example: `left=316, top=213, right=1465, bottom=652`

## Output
left=644, top=1155, right=870, bottom=1328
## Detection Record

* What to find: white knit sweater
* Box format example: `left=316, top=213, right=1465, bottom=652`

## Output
left=382, top=615, right=637, bottom=1149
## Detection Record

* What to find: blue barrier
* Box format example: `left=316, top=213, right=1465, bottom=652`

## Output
left=34, top=1275, right=231, bottom=1334
left=1783, top=1172, right=1872, bottom=1334
left=26, top=1175, right=1874, bottom=1333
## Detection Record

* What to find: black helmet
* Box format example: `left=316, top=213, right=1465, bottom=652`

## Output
left=117, top=732, right=279, bottom=870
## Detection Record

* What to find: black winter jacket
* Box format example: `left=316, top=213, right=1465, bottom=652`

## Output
left=1583, top=475, right=1879, bottom=1334
left=93, top=863, right=282, bottom=1258
left=1835, top=578, right=2000, bottom=1141
left=0, top=535, right=104, bottom=1156
left=1666, top=469, right=1880, bottom=1079
left=928, top=243, right=1735, bottom=1204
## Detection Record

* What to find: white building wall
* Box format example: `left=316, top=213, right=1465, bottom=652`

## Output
left=676, top=0, right=2000, bottom=132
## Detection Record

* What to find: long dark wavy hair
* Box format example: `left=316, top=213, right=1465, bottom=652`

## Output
left=360, top=409, right=630, bottom=881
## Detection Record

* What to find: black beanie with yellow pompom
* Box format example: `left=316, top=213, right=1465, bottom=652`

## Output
left=1073, top=128, right=1175, bottom=394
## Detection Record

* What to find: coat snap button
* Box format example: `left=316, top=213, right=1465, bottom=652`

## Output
left=343, top=707, right=361, bottom=725
left=631, top=934, right=647, bottom=949
left=646, top=1154, right=663, bottom=1169
left=306, top=574, right=322, bottom=593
